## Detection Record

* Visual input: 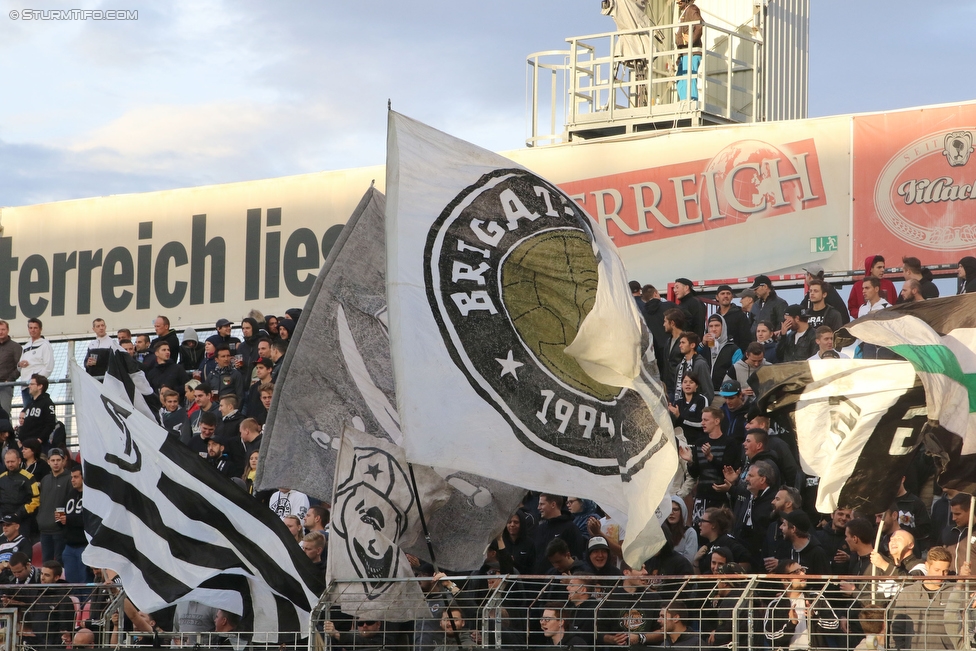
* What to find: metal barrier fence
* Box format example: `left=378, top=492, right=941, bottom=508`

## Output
left=0, top=581, right=309, bottom=649
left=0, top=574, right=969, bottom=648
left=318, top=573, right=976, bottom=650
left=0, top=582, right=123, bottom=649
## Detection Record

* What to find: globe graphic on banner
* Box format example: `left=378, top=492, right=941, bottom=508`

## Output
left=698, top=139, right=805, bottom=227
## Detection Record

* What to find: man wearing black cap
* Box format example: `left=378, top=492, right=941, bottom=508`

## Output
left=714, top=285, right=753, bottom=353
left=206, top=319, right=241, bottom=353
left=776, top=305, right=816, bottom=362
left=673, top=278, right=705, bottom=339
left=0, top=514, right=32, bottom=577
left=717, top=381, right=749, bottom=443
left=780, top=511, right=830, bottom=575
left=206, top=436, right=234, bottom=478
left=749, top=275, right=788, bottom=331
left=629, top=280, right=643, bottom=309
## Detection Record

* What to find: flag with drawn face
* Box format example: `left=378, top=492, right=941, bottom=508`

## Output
left=256, top=187, right=527, bottom=573
left=385, top=112, right=678, bottom=567
left=326, top=425, right=431, bottom=621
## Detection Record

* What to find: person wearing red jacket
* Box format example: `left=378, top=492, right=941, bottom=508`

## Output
left=848, top=255, right=897, bottom=317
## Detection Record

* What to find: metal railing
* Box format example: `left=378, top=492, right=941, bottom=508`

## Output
left=0, top=574, right=969, bottom=648
left=0, top=581, right=312, bottom=649
left=0, top=582, right=123, bottom=649
left=527, top=19, right=762, bottom=146
left=318, top=573, right=976, bottom=650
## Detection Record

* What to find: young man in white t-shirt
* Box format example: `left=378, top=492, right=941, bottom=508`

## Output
left=856, top=277, right=891, bottom=318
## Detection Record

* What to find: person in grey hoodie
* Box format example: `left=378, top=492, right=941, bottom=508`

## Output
left=178, top=327, right=204, bottom=373
left=37, top=448, right=71, bottom=562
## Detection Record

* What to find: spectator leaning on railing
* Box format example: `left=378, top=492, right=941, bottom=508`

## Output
left=0, top=321, right=22, bottom=416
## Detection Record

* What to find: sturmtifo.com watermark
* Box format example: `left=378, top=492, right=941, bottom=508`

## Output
left=9, top=9, right=138, bottom=20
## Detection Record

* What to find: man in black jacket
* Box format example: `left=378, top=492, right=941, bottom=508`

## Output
left=37, top=448, right=71, bottom=563
left=57, top=467, right=90, bottom=583
left=714, top=284, right=753, bottom=353
left=776, top=305, right=816, bottom=363
left=210, top=345, right=245, bottom=403
left=729, top=460, right=777, bottom=570
left=801, top=263, right=850, bottom=324
left=662, top=309, right=687, bottom=399
left=146, top=315, right=180, bottom=370
left=145, top=342, right=189, bottom=395
left=641, top=285, right=675, bottom=375
left=531, top=494, right=586, bottom=574
left=17, top=374, right=56, bottom=445
left=215, top=397, right=245, bottom=476
left=780, top=511, right=830, bottom=575
left=673, top=278, right=705, bottom=339
left=0, top=449, right=40, bottom=528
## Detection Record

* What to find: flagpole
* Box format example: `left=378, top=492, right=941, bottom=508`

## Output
left=407, top=463, right=439, bottom=571
left=871, top=514, right=885, bottom=605
left=967, top=493, right=974, bottom=567
left=966, top=493, right=974, bottom=651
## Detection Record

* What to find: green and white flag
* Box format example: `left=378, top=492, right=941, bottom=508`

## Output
left=839, top=294, right=976, bottom=493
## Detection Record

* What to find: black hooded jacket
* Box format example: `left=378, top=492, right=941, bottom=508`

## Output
left=959, top=256, right=976, bottom=294
left=499, top=510, right=536, bottom=574
left=531, top=511, right=586, bottom=574
left=643, top=298, right=675, bottom=377
left=235, top=317, right=261, bottom=379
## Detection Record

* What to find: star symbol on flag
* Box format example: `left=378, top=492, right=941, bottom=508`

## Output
left=365, top=463, right=383, bottom=480
left=495, top=350, right=524, bottom=380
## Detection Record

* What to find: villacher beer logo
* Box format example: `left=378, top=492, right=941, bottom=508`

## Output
left=875, top=128, right=976, bottom=250
left=424, top=168, right=658, bottom=476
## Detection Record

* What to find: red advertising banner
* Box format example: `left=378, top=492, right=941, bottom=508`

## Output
left=559, top=138, right=828, bottom=247
left=853, top=103, right=976, bottom=266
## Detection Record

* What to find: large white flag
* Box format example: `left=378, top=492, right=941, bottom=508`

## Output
left=326, top=425, right=435, bottom=621
left=71, top=362, right=323, bottom=639
left=385, top=113, right=677, bottom=566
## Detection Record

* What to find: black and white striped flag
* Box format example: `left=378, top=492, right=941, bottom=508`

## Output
left=104, top=350, right=159, bottom=423
left=70, top=361, right=323, bottom=639
left=752, top=359, right=927, bottom=515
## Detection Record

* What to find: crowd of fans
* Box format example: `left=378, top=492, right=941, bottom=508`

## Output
left=320, top=255, right=976, bottom=650
left=0, top=254, right=973, bottom=648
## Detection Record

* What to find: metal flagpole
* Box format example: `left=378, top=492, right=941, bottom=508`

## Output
left=870, top=514, right=885, bottom=605
left=965, top=494, right=974, bottom=651
left=407, top=463, right=463, bottom=637
left=967, top=494, right=974, bottom=567
left=407, top=463, right=439, bottom=570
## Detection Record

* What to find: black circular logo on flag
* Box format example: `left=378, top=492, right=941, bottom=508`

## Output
left=424, top=169, right=657, bottom=476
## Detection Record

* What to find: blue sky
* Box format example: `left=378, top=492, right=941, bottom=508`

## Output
left=1, top=0, right=973, bottom=207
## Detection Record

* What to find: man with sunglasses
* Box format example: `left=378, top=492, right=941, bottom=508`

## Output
left=324, top=617, right=406, bottom=650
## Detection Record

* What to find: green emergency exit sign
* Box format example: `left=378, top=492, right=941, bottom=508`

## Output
left=811, top=236, right=838, bottom=253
